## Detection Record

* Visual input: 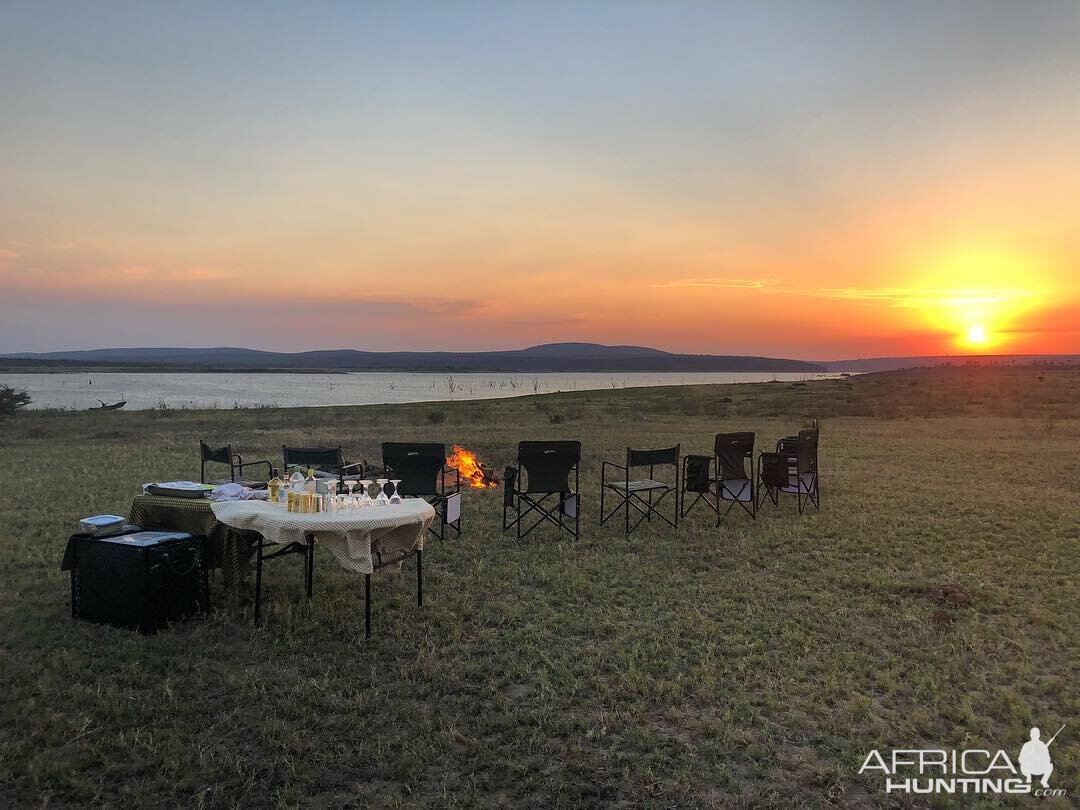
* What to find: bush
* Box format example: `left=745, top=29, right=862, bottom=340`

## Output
left=0, top=385, right=31, bottom=420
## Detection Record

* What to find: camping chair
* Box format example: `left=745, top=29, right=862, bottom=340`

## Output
left=381, top=442, right=462, bottom=541
left=282, top=445, right=365, bottom=489
left=601, top=445, right=680, bottom=535
left=758, top=426, right=819, bottom=513
left=680, top=432, right=756, bottom=523
left=503, top=441, right=581, bottom=539
left=200, top=440, right=273, bottom=485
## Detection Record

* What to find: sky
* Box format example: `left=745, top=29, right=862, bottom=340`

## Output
left=1, top=1, right=1078, bottom=360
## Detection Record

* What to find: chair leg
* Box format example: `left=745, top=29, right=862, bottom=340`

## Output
left=364, top=573, right=371, bottom=639
left=416, top=549, right=423, bottom=608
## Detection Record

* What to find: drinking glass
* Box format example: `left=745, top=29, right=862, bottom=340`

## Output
left=375, top=478, right=389, bottom=506
left=389, top=479, right=402, bottom=504
left=360, top=480, right=374, bottom=508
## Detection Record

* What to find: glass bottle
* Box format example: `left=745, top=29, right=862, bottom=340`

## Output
left=303, top=467, right=317, bottom=493
left=267, top=467, right=282, bottom=503
left=289, top=466, right=305, bottom=492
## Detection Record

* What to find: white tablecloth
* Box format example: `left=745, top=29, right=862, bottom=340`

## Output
left=211, top=498, right=435, bottom=575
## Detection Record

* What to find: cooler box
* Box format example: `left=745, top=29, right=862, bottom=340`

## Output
left=63, top=530, right=208, bottom=633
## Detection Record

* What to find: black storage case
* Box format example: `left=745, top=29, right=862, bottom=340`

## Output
left=63, top=530, right=208, bottom=633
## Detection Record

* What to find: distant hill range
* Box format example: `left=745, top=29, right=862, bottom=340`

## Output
left=2, top=344, right=1076, bottom=374
left=3, top=343, right=824, bottom=373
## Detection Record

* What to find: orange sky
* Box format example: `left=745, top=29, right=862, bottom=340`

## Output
left=1, top=3, right=1078, bottom=358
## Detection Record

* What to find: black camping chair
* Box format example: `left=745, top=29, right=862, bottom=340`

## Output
left=601, top=445, right=680, bottom=535
left=200, top=440, right=273, bottom=485
left=681, top=432, right=756, bottom=523
left=758, top=425, right=819, bottom=513
left=282, top=446, right=365, bottom=489
left=503, top=441, right=581, bottom=539
left=382, top=442, right=461, bottom=541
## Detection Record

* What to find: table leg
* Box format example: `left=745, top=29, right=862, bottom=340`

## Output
left=416, top=549, right=423, bottom=608
left=364, top=573, right=371, bottom=639
left=305, top=534, right=314, bottom=598
left=254, top=540, right=263, bottom=623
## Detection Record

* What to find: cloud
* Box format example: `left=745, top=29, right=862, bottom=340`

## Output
left=816, top=287, right=1040, bottom=308
left=653, top=277, right=779, bottom=289
left=650, top=276, right=1041, bottom=310
left=0, top=249, right=18, bottom=261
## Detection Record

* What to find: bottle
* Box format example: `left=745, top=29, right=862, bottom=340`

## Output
left=304, top=467, right=317, bottom=493
left=289, top=466, right=305, bottom=492
left=267, top=468, right=282, bottom=503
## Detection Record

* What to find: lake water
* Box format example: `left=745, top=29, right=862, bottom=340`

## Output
left=4, top=371, right=846, bottom=411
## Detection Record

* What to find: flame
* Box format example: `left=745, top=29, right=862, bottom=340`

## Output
left=446, top=444, right=498, bottom=489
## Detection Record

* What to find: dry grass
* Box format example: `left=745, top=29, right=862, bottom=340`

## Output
left=0, top=366, right=1077, bottom=807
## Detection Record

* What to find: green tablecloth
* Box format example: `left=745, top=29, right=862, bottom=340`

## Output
left=128, top=494, right=260, bottom=591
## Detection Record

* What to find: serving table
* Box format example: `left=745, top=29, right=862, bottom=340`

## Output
left=210, top=498, right=436, bottom=634
left=210, top=499, right=435, bottom=575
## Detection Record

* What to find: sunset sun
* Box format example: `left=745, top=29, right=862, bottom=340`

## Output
left=966, top=324, right=988, bottom=346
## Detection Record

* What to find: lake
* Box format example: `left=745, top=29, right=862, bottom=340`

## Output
left=4, top=371, right=847, bottom=411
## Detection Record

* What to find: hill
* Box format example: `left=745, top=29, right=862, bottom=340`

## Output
left=2, top=343, right=825, bottom=373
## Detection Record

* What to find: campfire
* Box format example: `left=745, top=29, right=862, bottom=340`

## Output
left=446, top=444, right=499, bottom=489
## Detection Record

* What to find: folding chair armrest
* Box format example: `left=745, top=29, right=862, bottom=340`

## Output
left=442, top=466, right=461, bottom=493
left=341, top=461, right=366, bottom=475
left=236, top=458, right=274, bottom=477
left=601, top=460, right=627, bottom=486
left=503, top=465, right=519, bottom=490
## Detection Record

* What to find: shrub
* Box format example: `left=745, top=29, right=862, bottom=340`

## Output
left=0, top=385, right=31, bottom=420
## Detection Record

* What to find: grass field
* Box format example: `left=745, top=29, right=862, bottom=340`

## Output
left=1, top=366, right=1077, bottom=807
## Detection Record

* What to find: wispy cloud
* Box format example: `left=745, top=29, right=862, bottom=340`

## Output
left=654, top=277, right=778, bottom=290
left=650, top=276, right=1040, bottom=309
left=815, top=287, right=1040, bottom=308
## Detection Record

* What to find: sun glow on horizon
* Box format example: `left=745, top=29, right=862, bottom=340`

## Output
left=900, top=248, right=1047, bottom=354
left=965, top=324, right=989, bottom=347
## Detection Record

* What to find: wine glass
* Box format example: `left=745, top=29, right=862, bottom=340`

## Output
left=375, top=478, right=389, bottom=506
left=389, top=479, right=402, bottom=504
left=360, top=480, right=374, bottom=508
